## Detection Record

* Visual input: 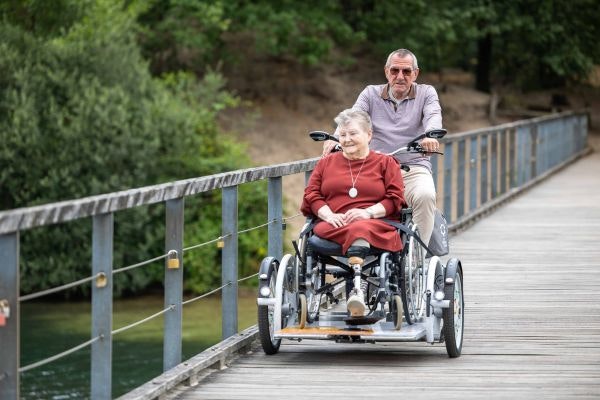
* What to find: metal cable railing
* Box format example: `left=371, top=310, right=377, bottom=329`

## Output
left=17, top=211, right=302, bottom=373
left=18, top=269, right=260, bottom=373
left=112, top=253, right=170, bottom=275
left=19, top=336, right=102, bottom=373
left=19, top=275, right=102, bottom=302
left=18, top=212, right=302, bottom=302
left=111, top=305, right=176, bottom=336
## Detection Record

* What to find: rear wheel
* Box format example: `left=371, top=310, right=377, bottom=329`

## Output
left=443, top=268, right=464, bottom=358
left=257, top=258, right=281, bottom=354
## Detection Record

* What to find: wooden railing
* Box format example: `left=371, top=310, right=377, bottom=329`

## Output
left=0, top=111, right=588, bottom=400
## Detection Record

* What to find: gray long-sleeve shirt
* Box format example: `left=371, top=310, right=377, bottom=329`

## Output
left=352, top=82, right=442, bottom=172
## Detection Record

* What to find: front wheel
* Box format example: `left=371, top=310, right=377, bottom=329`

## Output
left=298, top=293, right=307, bottom=328
left=305, top=261, right=323, bottom=323
left=391, top=295, right=403, bottom=330
left=443, top=267, right=464, bottom=358
left=257, top=258, right=281, bottom=355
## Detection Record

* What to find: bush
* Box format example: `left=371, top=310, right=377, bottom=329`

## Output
left=0, top=3, right=266, bottom=297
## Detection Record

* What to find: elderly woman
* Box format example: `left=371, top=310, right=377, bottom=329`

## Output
left=301, top=108, right=407, bottom=316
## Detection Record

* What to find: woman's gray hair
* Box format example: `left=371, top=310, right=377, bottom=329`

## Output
left=334, top=108, right=372, bottom=133
left=385, top=48, right=419, bottom=70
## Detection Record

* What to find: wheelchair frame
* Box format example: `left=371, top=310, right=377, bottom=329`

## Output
left=257, top=208, right=464, bottom=358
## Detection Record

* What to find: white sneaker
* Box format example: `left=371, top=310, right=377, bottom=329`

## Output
left=347, top=290, right=366, bottom=317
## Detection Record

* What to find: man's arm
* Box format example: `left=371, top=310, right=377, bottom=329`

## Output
left=352, top=86, right=371, bottom=113
left=422, top=85, right=442, bottom=132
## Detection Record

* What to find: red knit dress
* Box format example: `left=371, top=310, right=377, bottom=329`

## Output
left=300, top=151, right=407, bottom=254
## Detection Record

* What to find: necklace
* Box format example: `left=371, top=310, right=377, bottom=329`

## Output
left=347, top=155, right=368, bottom=198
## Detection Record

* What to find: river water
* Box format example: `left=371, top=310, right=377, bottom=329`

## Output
left=20, top=291, right=257, bottom=399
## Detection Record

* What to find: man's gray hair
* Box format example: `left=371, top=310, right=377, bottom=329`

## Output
left=385, top=48, right=419, bottom=70
left=334, top=108, right=372, bottom=133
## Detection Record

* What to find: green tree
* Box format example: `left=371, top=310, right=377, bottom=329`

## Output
left=137, top=0, right=364, bottom=74
left=0, top=1, right=267, bottom=296
left=445, top=0, right=600, bottom=91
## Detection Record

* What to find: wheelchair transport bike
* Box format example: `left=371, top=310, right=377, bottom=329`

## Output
left=256, top=129, right=464, bottom=358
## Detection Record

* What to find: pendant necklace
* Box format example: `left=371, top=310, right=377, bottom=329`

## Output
left=347, top=155, right=368, bottom=198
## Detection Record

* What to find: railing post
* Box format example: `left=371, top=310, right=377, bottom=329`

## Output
left=91, top=213, right=113, bottom=400
left=0, top=232, right=19, bottom=400
left=500, top=129, right=508, bottom=194
left=469, top=135, right=479, bottom=211
left=530, top=124, right=538, bottom=179
left=480, top=134, right=489, bottom=205
left=268, top=177, right=283, bottom=261
left=222, top=186, right=238, bottom=339
left=305, top=170, right=312, bottom=185
left=491, top=132, right=499, bottom=199
left=456, top=139, right=466, bottom=219
left=516, top=126, right=528, bottom=186
left=443, top=141, right=453, bottom=221
left=164, top=198, right=184, bottom=371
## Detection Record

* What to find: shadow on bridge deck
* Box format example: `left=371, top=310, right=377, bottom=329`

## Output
left=125, top=147, right=600, bottom=400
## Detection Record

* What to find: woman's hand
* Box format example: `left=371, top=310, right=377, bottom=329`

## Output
left=323, top=213, right=347, bottom=228
left=343, top=208, right=372, bottom=223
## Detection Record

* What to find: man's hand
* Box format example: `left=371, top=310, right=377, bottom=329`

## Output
left=420, top=137, right=440, bottom=154
left=322, top=140, right=338, bottom=157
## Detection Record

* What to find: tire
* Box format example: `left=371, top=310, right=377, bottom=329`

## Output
left=391, top=295, right=403, bottom=330
left=298, top=293, right=307, bottom=329
left=401, top=227, right=425, bottom=324
left=443, top=267, right=464, bottom=358
left=257, top=258, right=281, bottom=355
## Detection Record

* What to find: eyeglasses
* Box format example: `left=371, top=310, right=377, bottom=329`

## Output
left=389, top=67, right=415, bottom=76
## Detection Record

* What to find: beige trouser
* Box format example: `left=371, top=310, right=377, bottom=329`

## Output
left=401, top=165, right=437, bottom=245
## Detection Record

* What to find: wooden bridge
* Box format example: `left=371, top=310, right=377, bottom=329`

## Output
left=1, top=112, right=598, bottom=399
left=126, top=135, right=600, bottom=400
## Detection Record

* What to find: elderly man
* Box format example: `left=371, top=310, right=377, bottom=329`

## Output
left=325, top=48, right=442, bottom=245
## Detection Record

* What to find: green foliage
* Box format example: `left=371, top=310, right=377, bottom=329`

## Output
left=134, top=0, right=600, bottom=90
left=0, top=1, right=266, bottom=297
left=137, top=0, right=231, bottom=74
left=441, top=0, right=600, bottom=89
left=138, top=0, right=364, bottom=72
left=229, top=0, right=362, bottom=65
left=0, top=0, right=91, bottom=37
left=356, top=0, right=464, bottom=72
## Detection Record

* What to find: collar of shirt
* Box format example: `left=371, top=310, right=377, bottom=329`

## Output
left=381, top=83, right=416, bottom=104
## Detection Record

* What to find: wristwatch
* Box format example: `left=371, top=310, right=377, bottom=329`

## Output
left=366, top=208, right=375, bottom=219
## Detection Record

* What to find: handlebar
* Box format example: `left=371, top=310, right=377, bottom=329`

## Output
left=309, top=129, right=447, bottom=156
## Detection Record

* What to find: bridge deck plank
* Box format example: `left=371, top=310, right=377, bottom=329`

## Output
left=173, top=151, right=600, bottom=399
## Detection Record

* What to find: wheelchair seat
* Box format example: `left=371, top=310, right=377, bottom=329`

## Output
left=307, top=235, right=343, bottom=256
left=307, top=235, right=387, bottom=258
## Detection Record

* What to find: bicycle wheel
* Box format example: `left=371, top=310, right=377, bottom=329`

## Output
left=401, top=227, right=426, bottom=324
left=443, top=266, right=464, bottom=358
left=257, top=258, right=281, bottom=354
left=390, top=295, right=403, bottom=330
